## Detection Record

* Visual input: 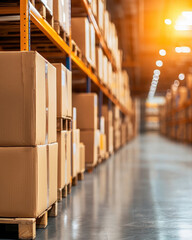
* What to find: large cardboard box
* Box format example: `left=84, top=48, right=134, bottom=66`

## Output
left=53, top=0, right=70, bottom=35
left=72, top=129, right=80, bottom=178
left=0, top=51, right=56, bottom=146
left=90, top=23, right=96, bottom=67
left=0, top=145, right=47, bottom=218
left=96, top=47, right=103, bottom=81
left=97, top=0, right=104, bottom=31
left=47, top=143, right=58, bottom=207
left=67, top=131, right=72, bottom=185
left=80, top=130, right=98, bottom=166
left=47, top=62, right=57, bottom=144
left=67, top=69, right=72, bottom=117
left=79, top=143, right=85, bottom=174
left=71, top=18, right=90, bottom=63
left=53, top=63, right=68, bottom=118
left=72, top=93, right=98, bottom=130
left=57, top=131, right=68, bottom=189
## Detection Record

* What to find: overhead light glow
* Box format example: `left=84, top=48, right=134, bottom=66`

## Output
left=175, top=46, right=191, bottom=53
left=154, top=69, right=161, bottom=75
left=165, top=19, right=172, bottom=25
left=178, top=73, right=185, bottom=80
left=156, top=60, right=163, bottom=67
left=159, top=49, right=166, bottom=56
left=175, top=12, right=192, bottom=31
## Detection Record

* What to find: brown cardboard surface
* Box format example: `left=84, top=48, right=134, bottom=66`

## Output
left=47, top=143, right=58, bottom=207
left=80, top=130, right=97, bottom=166
left=53, top=63, right=68, bottom=118
left=57, top=131, right=68, bottom=189
left=0, top=51, right=46, bottom=146
left=67, top=69, right=72, bottom=117
left=71, top=18, right=90, bottom=63
left=67, top=131, right=72, bottom=185
left=0, top=145, right=47, bottom=218
left=47, top=62, right=57, bottom=144
left=79, top=143, right=85, bottom=173
left=72, top=93, right=98, bottom=130
left=72, top=129, right=80, bottom=177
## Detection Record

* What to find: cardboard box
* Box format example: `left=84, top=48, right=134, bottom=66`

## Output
left=53, top=0, right=70, bottom=35
left=72, top=93, right=98, bottom=130
left=46, top=62, right=57, bottom=144
left=73, top=107, right=77, bottom=130
left=47, top=143, right=58, bottom=207
left=67, top=131, right=72, bottom=185
left=71, top=18, right=90, bottom=63
left=96, top=47, right=103, bottom=81
left=67, top=69, right=72, bottom=117
left=97, top=0, right=104, bottom=31
left=80, top=130, right=98, bottom=166
left=90, top=23, right=96, bottom=67
left=72, top=129, right=80, bottom=178
left=0, top=145, right=47, bottom=218
left=57, top=131, right=68, bottom=189
left=99, top=133, right=106, bottom=157
left=79, top=143, right=85, bottom=173
left=0, top=51, right=56, bottom=146
left=53, top=63, right=68, bottom=118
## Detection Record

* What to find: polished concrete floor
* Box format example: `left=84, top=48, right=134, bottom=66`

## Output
left=2, top=132, right=192, bottom=240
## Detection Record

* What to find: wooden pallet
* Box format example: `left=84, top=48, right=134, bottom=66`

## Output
left=71, top=40, right=82, bottom=59
left=78, top=171, right=84, bottom=181
left=86, top=162, right=96, bottom=173
left=67, top=182, right=72, bottom=194
left=57, top=185, right=68, bottom=201
left=72, top=175, right=78, bottom=186
left=57, top=117, right=72, bottom=131
left=0, top=202, right=57, bottom=239
left=30, top=0, right=54, bottom=27
left=54, top=21, right=69, bottom=44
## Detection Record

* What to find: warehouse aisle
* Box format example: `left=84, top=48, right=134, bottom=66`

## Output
left=36, top=133, right=192, bottom=239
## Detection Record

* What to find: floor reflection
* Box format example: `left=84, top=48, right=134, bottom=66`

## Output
left=6, top=132, right=192, bottom=240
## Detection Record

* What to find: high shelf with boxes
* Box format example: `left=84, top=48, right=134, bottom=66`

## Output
left=0, top=0, right=136, bottom=238
left=160, top=74, right=192, bottom=143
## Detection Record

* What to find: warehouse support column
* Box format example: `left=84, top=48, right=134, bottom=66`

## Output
left=86, top=77, right=91, bottom=93
left=20, top=0, right=30, bottom=51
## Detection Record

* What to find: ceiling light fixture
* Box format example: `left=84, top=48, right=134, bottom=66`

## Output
left=165, top=19, right=172, bottom=25
left=178, top=73, right=185, bottom=80
left=159, top=49, right=166, bottom=56
left=156, top=60, right=163, bottom=67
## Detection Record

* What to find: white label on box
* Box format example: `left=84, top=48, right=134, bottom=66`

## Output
left=73, top=143, right=76, bottom=155
left=73, top=107, right=76, bottom=121
left=94, top=95, right=97, bottom=107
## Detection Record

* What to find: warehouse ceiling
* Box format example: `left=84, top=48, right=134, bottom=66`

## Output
left=107, top=0, right=192, bottom=97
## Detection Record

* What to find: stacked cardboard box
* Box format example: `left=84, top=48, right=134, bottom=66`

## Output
left=98, top=116, right=107, bottom=158
left=0, top=51, right=58, bottom=217
left=53, top=0, right=70, bottom=35
left=101, top=105, right=113, bottom=154
left=72, top=107, right=81, bottom=181
left=71, top=18, right=96, bottom=68
left=53, top=63, right=72, bottom=196
left=113, top=106, right=121, bottom=150
left=79, top=143, right=85, bottom=176
left=73, top=93, right=99, bottom=168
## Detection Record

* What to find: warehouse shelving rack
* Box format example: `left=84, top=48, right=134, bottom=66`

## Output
left=0, top=0, right=132, bottom=116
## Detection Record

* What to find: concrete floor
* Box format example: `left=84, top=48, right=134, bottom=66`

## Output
left=2, top=133, right=192, bottom=239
